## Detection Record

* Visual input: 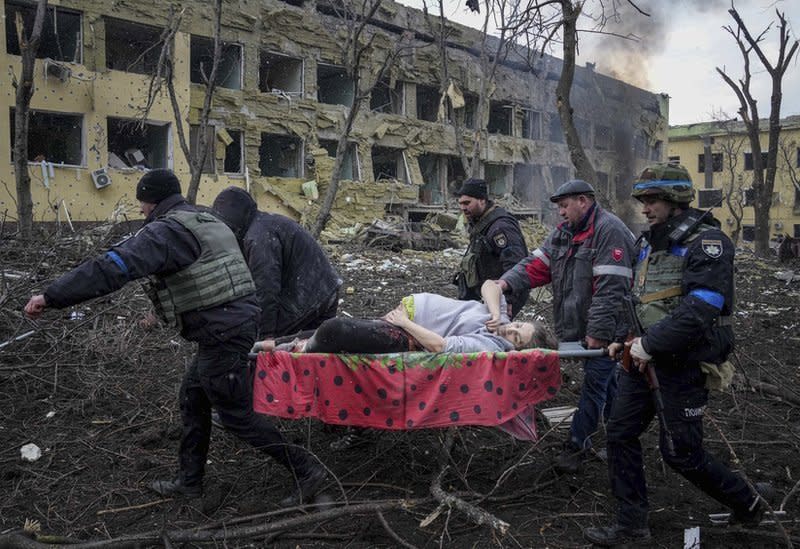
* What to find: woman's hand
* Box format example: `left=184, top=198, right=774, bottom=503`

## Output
left=383, top=303, right=410, bottom=327
left=485, top=314, right=501, bottom=333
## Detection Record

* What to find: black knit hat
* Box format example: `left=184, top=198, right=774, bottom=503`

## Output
left=212, top=187, right=257, bottom=237
left=455, top=178, right=488, bottom=200
left=135, top=169, right=182, bottom=203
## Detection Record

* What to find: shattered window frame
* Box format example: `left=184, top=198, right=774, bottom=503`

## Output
left=418, top=153, right=445, bottom=205
left=446, top=155, right=466, bottom=196
left=416, top=84, right=440, bottom=122
left=5, top=1, right=82, bottom=63
left=371, top=145, right=408, bottom=184
left=190, top=35, right=243, bottom=90
left=259, top=50, right=304, bottom=95
left=484, top=163, right=511, bottom=196
left=106, top=116, right=171, bottom=171
left=104, top=17, right=164, bottom=75
left=370, top=78, right=404, bottom=114
left=319, top=139, right=360, bottom=181
left=521, top=109, right=542, bottom=140
left=487, top=102, right=513, bottom=136
left=9, top=108, right=84, bottom=166
left=222, top=129, right=244, bottom=175
left=317, top=63, right=354, bottom=107
left=259, top=133, right=303, bottom=178
left=189, top=124, right=216, bottom=174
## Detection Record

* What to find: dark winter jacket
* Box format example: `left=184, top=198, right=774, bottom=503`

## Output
left=212, top=187, right=343, bottom=338
left=501, top=203, right=635, bottom=342
left=44, top=194, right=260, bottom=343
left=635, top=208, right=735, bottom=366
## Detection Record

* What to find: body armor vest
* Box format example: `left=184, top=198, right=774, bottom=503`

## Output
left=459, top=205, right=519, bottom=288
left=634, top=223, right=714, bottom=329
left=149, top=210, right=255, bottom=327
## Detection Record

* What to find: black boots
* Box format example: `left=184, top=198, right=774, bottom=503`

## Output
left=149, top=477, right=202, bottom=498
left=584, top=523, right=652, bottom=546
left=280, top=462, right=327, bottom=507
left=555, top=441, right=587, bottom=474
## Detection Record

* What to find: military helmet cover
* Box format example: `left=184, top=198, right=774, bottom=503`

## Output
left=632, top=163, right=695, bottom=203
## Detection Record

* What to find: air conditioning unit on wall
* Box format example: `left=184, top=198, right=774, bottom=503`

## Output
left=91, top=168, right=111, bottom=189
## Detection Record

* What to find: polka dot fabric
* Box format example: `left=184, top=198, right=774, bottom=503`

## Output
left=253, top=349, right=561, bottom=435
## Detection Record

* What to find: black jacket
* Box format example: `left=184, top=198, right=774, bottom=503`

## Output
left=212, top=188, right=342, bottom=338
left=45, top=194, right=260, bottom=343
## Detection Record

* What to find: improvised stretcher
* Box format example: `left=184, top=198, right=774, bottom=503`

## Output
left=251, top=343, right=604, bottom=441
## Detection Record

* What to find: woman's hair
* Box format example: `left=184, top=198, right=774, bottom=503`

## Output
left=518, top=320, right=558, bottom=350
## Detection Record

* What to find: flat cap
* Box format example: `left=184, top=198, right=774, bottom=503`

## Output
left=549, top=179, right=595, bottom=202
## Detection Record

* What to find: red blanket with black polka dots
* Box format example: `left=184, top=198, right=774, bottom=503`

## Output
left=252, top=349, right=561, bottom=440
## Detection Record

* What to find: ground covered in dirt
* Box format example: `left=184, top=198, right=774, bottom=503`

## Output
left=1, top=226, right=799, bottom=548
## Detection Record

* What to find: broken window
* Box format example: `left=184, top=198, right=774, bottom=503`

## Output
left=462, top=93, right=478, bottom=129
left=446, top=156, right=466, bottom=196
left=743, top=188, right=755, bottom=206
left=190, top=35, right=242, bottom=89
left=372, top=146, right=407, bottom=183
left=105, top=18, right=162, bottom=75
left=744, top=151, right=769, bottom=171
left=107, top=117, right=169, bottom=170
left=259, top=51, right=303, bottom=94
left=5, top=1, right=81, bottom=63
left=485, top=163, right=510, bottom=196
left=698, top=153, right=723, bottom=173
left=418, top=154, right=444, bottom=204
left=260, top=133, right=302, bottom=177
left=10, top=108, right=82, bottom=165
left=742, top=225, right=755, bottom=242
left=487, top=102, right=512, bottom=135
left=668, top=155, right=681, bottom=164
left=320, top=139, right=359, bottom=181
left=512, top=164, right=540, bottom=205
left=522, top=110, right=541, bottom=140
left=548, top=113, right=564, bottom=143
left=189, top=126, right=243, bottom=175
left=371, top=78, right=403, bottom=114
left=416, top=84, right=439, bottom=122
left=317, top=64, right=354, bottom=107
left=697, top=188, right=722, bottom=208
left=594, top=125, right=612, bottom=150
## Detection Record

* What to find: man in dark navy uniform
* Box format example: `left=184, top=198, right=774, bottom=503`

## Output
left=24, top=170, right=325, bottom=506
left=453, top=178, right=529, bottom=318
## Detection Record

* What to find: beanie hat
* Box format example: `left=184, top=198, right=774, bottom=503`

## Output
left=455, top=178, right=488, bottom=200
left=135, top=169, right=182, bottom=203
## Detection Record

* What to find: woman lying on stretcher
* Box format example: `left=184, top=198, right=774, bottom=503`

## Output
left=254, top=281, right=557, bottom=355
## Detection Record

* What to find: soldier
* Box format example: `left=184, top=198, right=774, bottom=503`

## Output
left=499, top=179, right=635, bottom=474
left=584, top=164, right=763, bottom=545
left=24, top=170, right=325, bottom=506
left=453, top=178, right=530, bottom=319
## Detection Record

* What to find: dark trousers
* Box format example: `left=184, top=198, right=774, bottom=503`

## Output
left=607, top=365, right=756, bottom=528
left=178, top=324, right=311, bottom=486
left=304, top=318, right=418, bottom=354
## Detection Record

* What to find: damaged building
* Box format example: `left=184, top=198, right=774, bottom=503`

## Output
left=0, top=0, right=668, bottom=228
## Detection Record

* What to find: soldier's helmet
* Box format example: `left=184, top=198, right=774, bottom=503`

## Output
left=632, top=163, right=695, bottom=205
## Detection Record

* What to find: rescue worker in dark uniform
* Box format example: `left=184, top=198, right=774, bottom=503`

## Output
left=584, top=164, right=763, bottom=546
left=454, top=178, right=529, bottom=318
left=212, top=186, right=342, bottom=340
left=23, top=170, right=325, bottom=506
left=499, top=180, right=635, bottom=474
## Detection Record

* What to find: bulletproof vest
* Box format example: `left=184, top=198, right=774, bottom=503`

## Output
left=459, top=205, right=518, bottom=289
left=634, top=223, right=714, bottom=330
left=148, top=210, right=255, bottom=327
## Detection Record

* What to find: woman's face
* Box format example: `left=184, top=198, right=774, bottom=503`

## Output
left=497, top=322, right=534, bottom=349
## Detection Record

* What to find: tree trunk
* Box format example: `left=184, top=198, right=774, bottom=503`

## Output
left=12, top=0, right=48, bottom=239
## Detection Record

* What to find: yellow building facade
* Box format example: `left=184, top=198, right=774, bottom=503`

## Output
left=668, top=116, right=800, bottom=243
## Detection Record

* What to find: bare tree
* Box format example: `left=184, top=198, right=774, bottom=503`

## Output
left=716, top=7, right=798, bottom=256
left=142, top=1, right=222, bottom=205
left=10, top=0, right=48, bottom=238
left=712, top=115, right=748, bottom=246
left=311, top=0, right=414, bottom=238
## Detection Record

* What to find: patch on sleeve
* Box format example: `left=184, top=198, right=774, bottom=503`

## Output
left=493, top=233, right=508, bottom=248
left=701, top=239, right=723, bottom=259
left=611, top=247, right=624, bottom=262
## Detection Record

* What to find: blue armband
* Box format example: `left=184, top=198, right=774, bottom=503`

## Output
left=689, top=288, right=724, bottom=309
left=105, top=251, right=130, bottom=279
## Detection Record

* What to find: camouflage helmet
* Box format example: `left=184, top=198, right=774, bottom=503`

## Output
left=632, top=163, right=695, bottom=204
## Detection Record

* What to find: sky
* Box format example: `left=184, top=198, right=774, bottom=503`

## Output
left=397, top=0, right=800, bottom=126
